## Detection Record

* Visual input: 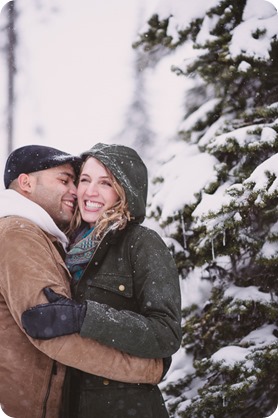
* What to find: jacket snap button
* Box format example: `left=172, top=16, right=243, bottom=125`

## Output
left=119, top=284, right=125, bottom=292
left=103, top=379, right=110, bottom=385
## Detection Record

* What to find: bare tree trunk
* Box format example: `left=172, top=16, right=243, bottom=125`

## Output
left=6, top=1, right=16, bottom=154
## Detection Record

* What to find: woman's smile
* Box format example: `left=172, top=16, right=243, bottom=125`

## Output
left=84, top=200, right=103, bottom=210
left=77, top=157, right=119, bottom=226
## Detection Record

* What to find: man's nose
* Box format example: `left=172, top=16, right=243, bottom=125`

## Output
left=69, top=182, right=77, bottom=195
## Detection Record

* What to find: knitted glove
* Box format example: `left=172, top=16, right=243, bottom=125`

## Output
left=21, top=287, right=87, bottom=340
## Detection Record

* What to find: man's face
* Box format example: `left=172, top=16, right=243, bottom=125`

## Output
left=28, top=163, right=77, bottom=229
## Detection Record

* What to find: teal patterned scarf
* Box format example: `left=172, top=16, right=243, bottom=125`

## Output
left=65, top=226, right=99, bottom=281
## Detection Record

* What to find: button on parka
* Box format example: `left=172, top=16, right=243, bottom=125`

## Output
left=65, top=143, right=182, bottom=418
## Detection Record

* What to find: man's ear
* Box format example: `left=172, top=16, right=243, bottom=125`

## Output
left=17, top=173, right=33, bottom=193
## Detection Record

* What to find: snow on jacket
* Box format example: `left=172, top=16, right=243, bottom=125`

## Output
left=79, top=223, right=182, bottom=358
left=78, top=143, right=182, bottom=358
left=0, top=190, right=162, bottom=418
left=62, top=144, right=182, bottom=417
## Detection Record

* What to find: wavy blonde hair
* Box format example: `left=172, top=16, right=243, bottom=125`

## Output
left=68, top=157, right=131, bottom=239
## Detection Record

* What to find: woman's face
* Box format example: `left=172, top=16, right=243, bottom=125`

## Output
left=77, top=157, right=119, bottom=227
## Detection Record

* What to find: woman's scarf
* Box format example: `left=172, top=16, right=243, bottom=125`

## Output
left=65, top=226, right=99, bottom=281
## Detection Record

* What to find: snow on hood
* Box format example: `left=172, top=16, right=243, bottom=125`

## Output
left=81, top=143, right=148, bottom=222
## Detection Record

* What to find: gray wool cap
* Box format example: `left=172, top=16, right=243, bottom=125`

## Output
left=81, top=143, right=148, bottom=222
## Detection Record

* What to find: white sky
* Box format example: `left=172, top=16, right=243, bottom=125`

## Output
left=0, top=1, right=157, bottom=172
left=0, top=0, right=186, bottom=188
left=13, top=0, right=150, bottom=154
left=0, top=0, right=277, bottom=175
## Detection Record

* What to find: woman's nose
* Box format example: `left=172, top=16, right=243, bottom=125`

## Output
left=86, top=182, right=99, bottom=195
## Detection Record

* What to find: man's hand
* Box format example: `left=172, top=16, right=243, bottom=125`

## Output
left=21, top=287, right=87, bottom=339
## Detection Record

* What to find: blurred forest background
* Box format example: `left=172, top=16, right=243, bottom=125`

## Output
left=0, top=1, right=278, bottom=417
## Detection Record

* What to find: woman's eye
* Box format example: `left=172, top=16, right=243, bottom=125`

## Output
left=102, top=181, right=112, bottom=187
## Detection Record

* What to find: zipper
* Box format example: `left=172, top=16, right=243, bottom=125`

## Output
left=41, top=361, right=57, bottom=418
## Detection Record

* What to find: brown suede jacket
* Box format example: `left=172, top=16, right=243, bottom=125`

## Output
left=0, top=216, right=162, bottom=418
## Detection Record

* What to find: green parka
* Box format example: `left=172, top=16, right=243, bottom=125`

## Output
left=64, top=143, right=182, bottom=418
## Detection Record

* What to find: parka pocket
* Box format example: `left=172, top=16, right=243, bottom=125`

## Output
left=87, top=273, right=133, bottom=298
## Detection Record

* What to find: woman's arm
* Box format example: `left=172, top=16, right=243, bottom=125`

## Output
left=81, top=226, right=182, bottom=358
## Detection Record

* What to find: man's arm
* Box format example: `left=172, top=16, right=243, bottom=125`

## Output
left=22, top=227, right=182, bottom=358
left=0, top=219, right=162, bottom=384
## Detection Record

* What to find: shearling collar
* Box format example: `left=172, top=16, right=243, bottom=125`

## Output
left=0, top=189, right=68, bottom=248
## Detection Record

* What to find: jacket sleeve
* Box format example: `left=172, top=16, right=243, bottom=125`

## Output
left=0, top=220, right=163, bottom=385
left=81, top=226, right=182, bottom=358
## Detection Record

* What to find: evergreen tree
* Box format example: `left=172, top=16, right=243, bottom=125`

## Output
left=113, top=4, right=155, bottom=160
left=134, top=1, right=278, bottom=417
left=112, top=48, right=154, bottom=159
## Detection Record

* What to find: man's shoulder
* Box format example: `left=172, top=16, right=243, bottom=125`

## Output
left=0, top=216, right=45, bottom=238
left=0, top=215, right=40, bottom=230
left=0, top=216, right=61, bottom=257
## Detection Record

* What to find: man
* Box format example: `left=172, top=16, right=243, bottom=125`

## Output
left=0, top=145, right=162, bottom=418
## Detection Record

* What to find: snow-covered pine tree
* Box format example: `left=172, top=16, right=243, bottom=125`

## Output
left=112, top=46, right=154, bottom=159
left=134, top=0, right=278, bottom=417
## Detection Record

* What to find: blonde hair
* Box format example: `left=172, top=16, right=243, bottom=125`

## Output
left=68, top=157, right=131, bottom=239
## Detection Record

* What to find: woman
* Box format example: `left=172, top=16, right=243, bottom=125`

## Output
left=22, top=143, right=182, bottom=418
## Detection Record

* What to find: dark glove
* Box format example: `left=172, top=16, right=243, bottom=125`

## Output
left=21, top=287, right=87, bottom=340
